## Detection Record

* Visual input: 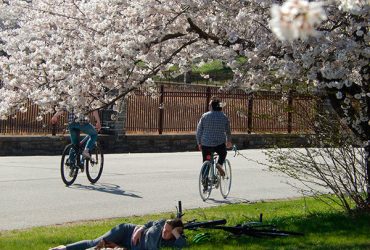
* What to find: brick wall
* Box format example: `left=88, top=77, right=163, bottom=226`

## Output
left=0, top=134, right=310, bottom=156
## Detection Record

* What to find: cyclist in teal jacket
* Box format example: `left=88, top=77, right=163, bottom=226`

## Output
left=51, top=109, right=101, bottom=161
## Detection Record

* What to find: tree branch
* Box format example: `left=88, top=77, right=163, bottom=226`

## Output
left=186, top=17, right=255, bottom=50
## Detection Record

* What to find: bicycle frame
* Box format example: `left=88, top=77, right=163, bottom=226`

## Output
left=204, top=224, right=304, bottom=237
left=76, top=135, right=102, bottom=166
left=203, top=153, right=218, bottom=184
left=79, top=134, right=90, bottom=146
left=205, top=145, right=237, bottom=181
left=77, top=134, right=92, bottom=150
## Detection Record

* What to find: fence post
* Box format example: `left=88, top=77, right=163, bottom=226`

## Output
left=247, top=93, right=254, bottom=134
left=52, top=124, right=56, bottom=136
left=158, top=85, right=164, bottom=135
left=205, top=87, right=211, bottom=112
left=287, top=91, right=293, bottom=134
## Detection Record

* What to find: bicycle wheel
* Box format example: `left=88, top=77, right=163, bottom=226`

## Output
left=219, top=159, right=232, bottom=198
left=86, top=144, right=104, bottom=184
left=210, top=225, right=304, bottom=237
left=199, top=161, right=213, bottom=201
left=248, top=229, right=304, bottom=237
left=60, top=144, right=78, bottom=186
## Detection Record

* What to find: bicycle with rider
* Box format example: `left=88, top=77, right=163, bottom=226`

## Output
left=196, top=98, right=232, bottom=179
left=51, top=109, right=101, bottom=163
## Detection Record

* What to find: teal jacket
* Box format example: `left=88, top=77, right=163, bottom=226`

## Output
left=132, top=219, right=186, bottom=250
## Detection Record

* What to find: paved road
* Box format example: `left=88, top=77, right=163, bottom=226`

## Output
left=0, top=150, right=301, bottom=231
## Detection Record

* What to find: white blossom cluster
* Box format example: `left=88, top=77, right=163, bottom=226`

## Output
left=338, top=0, right=370, bottom=14
left=0, top=0, right=368, bottom=140
left=270, top=0, right=327, bottom=41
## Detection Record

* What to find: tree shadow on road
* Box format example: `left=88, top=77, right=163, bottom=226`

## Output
left=69, top=183, right=143, bottom=198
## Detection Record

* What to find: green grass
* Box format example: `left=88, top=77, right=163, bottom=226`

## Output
left=191, top=60, right=228, bottom=74
left=1, top=197, right=370, bottom=250
left=157, top=60, right=233, bottom=86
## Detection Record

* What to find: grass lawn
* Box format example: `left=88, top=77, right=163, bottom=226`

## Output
left=1, top=197, right=369, bottom=250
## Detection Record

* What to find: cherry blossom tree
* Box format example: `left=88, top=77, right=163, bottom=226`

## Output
left=0, top=0, right=369, bottom=204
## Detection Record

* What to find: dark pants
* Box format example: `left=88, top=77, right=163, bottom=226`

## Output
left=66, top=223, right=136, bottom=250
left=201, top=143, right=227, bottom=165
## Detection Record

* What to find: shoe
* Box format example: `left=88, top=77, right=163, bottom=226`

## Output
left=69, top=165, right=77, bottom=177
left=82, top=150, right=91, bottom=159
left=216, top=164, right=225, bottom=177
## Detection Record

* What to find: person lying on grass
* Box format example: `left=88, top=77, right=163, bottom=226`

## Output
left=49, top=218, right=185, bottom=250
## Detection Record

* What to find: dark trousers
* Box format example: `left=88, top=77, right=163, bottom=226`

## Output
left=66, top=223, right=136, bottom=250
left=201, top=143, right=227, bottom=165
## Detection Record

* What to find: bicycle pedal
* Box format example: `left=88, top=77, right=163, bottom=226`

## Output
left=215, top=178, right=220, bottom=188
left=212, top=177, right=217, bottom=184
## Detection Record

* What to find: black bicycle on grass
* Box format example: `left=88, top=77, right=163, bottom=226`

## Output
left=176, top=201, right=303, bottom=239
left=185, top=218, right=304, bottom=238
left=60, top=134, right=104, bottom=186
left=184, top=216, right=303, bottom=239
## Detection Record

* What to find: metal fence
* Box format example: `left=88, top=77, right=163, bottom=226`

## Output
left=0, top=84, right=318, bottom=135
left=125, top=84, right=317, bottom=134
left=0, top=101, right=56, bottom=135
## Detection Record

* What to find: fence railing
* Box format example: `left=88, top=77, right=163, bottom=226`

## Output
left=0, top=84, right=318, bottom=135
left=125, top=84, right=317, bottom=134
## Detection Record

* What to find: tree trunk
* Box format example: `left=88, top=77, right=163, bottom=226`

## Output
left=184, top=71, right=192, bottom=84
left=365, top=141, right=370, bottom=206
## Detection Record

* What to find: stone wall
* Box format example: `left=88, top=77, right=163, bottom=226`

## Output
left=0, top=134, right=310, bottom=156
